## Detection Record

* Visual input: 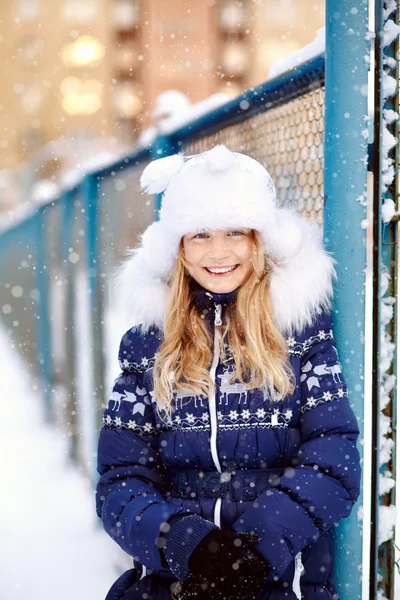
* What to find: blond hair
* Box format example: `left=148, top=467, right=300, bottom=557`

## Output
left=153, top=230, right=295, bottom=420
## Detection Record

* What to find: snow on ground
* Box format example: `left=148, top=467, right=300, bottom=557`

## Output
left=0, top=324, right=127, bottom=600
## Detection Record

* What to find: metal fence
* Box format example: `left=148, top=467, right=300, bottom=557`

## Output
left=0, top=54, right=327, bottom=477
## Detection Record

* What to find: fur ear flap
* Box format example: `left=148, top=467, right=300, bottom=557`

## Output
left=140, top=153, right=185, bottom=194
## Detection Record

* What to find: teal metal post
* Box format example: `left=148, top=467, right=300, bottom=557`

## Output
left=152, top=134, right=179, bottom=215
left=35, top=207, right=53, bottom=422
left=83, top=174, right=106, bottom=482
left=324, top=1, right=369, bottom=599
left=62, top=190, right=79, bottom=462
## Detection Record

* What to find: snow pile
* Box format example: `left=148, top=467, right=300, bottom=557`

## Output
left=383, top=0, right=397, bottom=20
left=160, top=93, right=231, bottom=134
left=268, top=28, right=325, bottom=80
left=152, top=89, right=191, bottom=120
left=378, top=505, right=397, bottom=546
left=138, top=91, right=231, bottom=147
left=383, top=18, right=400, bottom=47
left=0, top=324, right=126, bottom=600
left=58, top=150, right=126, bottom=190
left=31, top=179, right=60, bottom=205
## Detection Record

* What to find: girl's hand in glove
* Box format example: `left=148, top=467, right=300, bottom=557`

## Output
left=170, top=529, right=268, bottom=600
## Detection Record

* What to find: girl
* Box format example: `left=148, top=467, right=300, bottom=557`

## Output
left=96, top=145, right=360, bottom=600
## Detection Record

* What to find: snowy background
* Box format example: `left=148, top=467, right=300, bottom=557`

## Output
left=0, top=322, right=130, bottom=600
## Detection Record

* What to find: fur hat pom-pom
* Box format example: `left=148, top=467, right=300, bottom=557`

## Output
left=140, top=153, right=185, bottom=194
left=203, top=144, right=236, bottom=173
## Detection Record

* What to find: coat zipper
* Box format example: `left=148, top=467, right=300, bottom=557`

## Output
left=292, top=552, right=304, bottom=599
left=207, top=300, right=223, bottom=528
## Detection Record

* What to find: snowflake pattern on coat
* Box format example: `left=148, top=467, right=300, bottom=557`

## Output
left=102, top=316, right=348, bottom=433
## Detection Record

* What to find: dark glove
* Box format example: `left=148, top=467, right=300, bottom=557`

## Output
left=171, top=529, right=268, bottom=600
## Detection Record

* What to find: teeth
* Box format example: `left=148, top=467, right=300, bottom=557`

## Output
left=206, top=265, right=236, bottom=274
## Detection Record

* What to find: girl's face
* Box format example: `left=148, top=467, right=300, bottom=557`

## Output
left=182, top=228, right=254, bottom=293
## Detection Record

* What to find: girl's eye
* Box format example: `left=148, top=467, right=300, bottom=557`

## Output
left=228, top=230, right=244, bottom=236
left=193, top=232, right=209, bottom=239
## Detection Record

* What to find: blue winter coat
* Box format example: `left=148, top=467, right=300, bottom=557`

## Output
left=96, top=287, right=361, bottom=600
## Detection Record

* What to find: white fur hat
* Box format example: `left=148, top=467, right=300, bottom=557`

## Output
left=117, top=145, right=335, bottom=333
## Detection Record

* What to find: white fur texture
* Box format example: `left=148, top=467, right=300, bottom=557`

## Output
left=203, top=144, right=237, bottom=172
left=116, top=209, right=335, bottom=334
left=269, top=213, right=335, bottom=333
left=140, top=154, right=185, bottom=194
left=158, top=153, right=276, bottom=239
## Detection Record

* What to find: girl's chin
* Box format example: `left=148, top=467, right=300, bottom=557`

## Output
left=200, top=277, right=243, bottom=293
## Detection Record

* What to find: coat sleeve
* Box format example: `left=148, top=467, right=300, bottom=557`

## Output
left=96, top=335, right=189, bottom=570
left=233, top=312, right=361, bottom=579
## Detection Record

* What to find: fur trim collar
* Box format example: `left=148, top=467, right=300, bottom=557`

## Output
left=115, top=209, right=335, bottom=335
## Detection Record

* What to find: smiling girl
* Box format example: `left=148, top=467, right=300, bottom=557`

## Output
left=96, top=145, right=361, bottom=600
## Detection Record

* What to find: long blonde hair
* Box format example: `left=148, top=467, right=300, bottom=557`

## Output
left=153, top=230, right=295, bottom=420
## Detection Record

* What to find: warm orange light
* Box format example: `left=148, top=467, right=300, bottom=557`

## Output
left=113, top=83, right=143, bottom=118
left=62, top=35, right=105, bottom=67
left=61, top=77, right=103, bottom=114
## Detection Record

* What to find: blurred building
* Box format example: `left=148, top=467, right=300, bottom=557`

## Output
left=0, top=0, right=324, bottom=212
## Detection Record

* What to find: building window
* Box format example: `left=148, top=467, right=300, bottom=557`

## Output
left=61, top=0, right=98, bottom=23
left=14, top=0, right=40, bottom=21
left=19, top=36, right=45, bottom=65
left=112, top=0, right=140, bottom=30
left=218, top=0, right=248, bottom=33
left=221, top=41, right=249, bottom=76
left=61, top=77, right=103, bottom=115
left=113, top=82, right=143, bottom=119
left=62, top=36, right=105, bottom=68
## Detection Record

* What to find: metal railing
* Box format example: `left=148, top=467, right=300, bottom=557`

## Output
left=0, top=55, right=327, bottom=477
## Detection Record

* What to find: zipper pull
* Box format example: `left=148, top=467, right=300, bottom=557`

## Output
left=214, top=304, right=222, bottom=327
left=292, top=552, right=304, bottom=600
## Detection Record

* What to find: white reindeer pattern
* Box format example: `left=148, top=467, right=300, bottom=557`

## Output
left=108, top=390, right=126, bottom=411
left=217, top=371, right=247, bottom=406
left=301, top=354, right=343, bottom=390
left=174, top=390, right=205, bottom=409
left=107, top=385, right=150, bottom=415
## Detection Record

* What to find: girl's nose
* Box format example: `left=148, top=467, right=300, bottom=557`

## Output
left=208, top=238, right=230, bottom=261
